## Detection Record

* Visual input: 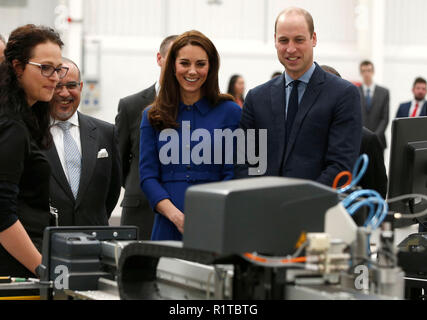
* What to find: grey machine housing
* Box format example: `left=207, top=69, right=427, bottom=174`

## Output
left=183, top=177, right=339, bottom=256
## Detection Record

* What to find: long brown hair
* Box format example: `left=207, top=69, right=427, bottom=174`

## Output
left=148, top=30, right=233, bottom=131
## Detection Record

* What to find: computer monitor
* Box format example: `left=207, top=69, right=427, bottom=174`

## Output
left=388, top=116, right=427, bottom=228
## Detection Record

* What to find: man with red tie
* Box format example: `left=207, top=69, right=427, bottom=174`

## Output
left=396, top=77, right=427, bottom=118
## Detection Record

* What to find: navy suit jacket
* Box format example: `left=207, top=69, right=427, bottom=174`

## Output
left=236, top=63, right=362, bottom=186
left=396, top=101, right=427, bottom=118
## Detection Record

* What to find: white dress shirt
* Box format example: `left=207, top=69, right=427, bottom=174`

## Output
left=408, top=99, right=425, bottom=117
left=50, top=112, right=82, bottom=182
left=362, top=83, right=376, bottom=99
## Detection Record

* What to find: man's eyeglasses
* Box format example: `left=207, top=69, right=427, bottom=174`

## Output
left=28, top=62, right=69, bottom=79
left=55, top=82, right=80, bottom=90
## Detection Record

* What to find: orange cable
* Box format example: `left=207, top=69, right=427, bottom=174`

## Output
left=332, top=171, right=352, bottom=190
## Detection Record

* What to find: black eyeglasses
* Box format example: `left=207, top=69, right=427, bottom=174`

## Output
left=55, top=81, right=80, bottom=90
left=28, top=62, right=69, bottom=79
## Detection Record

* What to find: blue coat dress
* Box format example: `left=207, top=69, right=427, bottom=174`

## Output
left=139, top=98, right=242, bottom=240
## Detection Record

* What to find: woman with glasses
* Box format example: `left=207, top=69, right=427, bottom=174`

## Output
left=0, top=25, right=67, bottom=278
left=140, top=30, right=242, bottom=241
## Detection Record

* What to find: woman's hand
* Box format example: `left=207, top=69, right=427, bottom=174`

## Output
left=156, top=199, right=185, bottom=234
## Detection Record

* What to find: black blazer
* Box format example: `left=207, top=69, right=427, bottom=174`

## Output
left=359, top=127, right=388, bottom=198
left=45, top=112, right=121, bottom=226
left=358, top=85, right=389, bottom=149
left=115, top=85, right=156, bottom=239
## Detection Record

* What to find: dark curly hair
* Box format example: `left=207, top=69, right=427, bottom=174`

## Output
left=0, top=24, right=64, bottom=149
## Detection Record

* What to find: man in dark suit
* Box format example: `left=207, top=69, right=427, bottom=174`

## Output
left=46, top=58, right=121, bottom=226
left=115, top=35, right=177, bottom=239
left=236, top=7, right=362, bottom=186
left=396, top=77, right=427, bottom=118
left=358, top=60, right=390, bottom=150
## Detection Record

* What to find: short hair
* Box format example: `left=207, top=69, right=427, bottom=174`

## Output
left=274, top=7, right=314, bottom=37
left=159, top=35, right=178, bottom=57
left=271, top=71, right=282, bottom=79
left=360, top=60, right=374, bottom=71
left=413, top=77, right=427, bottom=88
left=62, top=57, right=81, bottom=82
left=321, top=65, right=341, bottom=78
left=0, top=34, right=5, bottom=45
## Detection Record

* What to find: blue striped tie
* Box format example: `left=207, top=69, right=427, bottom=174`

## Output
left=57, top=121, right=81, bottom=199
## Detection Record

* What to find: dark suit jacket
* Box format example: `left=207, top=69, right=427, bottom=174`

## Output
left=115, top=85, right=156, bottom=239
left=236, top=63, right=362, bottom=187
left=358, top=85, right=389, bottom=149
left=45, top=112, right=121, bottom=226
left=396, top=101, right=427, bottom=118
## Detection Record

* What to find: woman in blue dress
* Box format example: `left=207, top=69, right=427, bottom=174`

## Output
left=139, top=30, right=242, bottom=241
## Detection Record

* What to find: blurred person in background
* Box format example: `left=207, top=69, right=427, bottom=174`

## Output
left=140, top=30, right=241, bottom=241
left=0, top=25, right=67, bottom=278
left=358, top=60, right=390, bottom=150
left=227, top=74, right=245, bottom=108
left=396, top=77, right=427, bottom=118
left=271, top=71, right=282, bottom=79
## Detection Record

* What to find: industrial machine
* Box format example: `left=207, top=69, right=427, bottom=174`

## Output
left=1, top=177, right=408, bottom=300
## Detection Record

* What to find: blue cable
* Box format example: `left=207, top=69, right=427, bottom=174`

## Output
left=338, top=154, right=369, bottom=194
left=372, top=201, right=389, bottom=230
left=342, top=189, right=382, bottom=208
left=347, top=198, right=375, bottom=217
left=342, top=189, right=388, bottom=230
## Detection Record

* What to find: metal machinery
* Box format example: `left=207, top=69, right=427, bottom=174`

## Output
left=2, top=177, right=411, bottom=300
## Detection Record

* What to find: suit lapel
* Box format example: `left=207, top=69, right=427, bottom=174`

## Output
left=76, top=112, right=97, bottom=206
left=421, top=101, right=427, bottom=116
left=283, top=65, right=324, bottom=166
left=270, top=76, right=286, bottom=164
left=45, top=143, right=75, bottom=200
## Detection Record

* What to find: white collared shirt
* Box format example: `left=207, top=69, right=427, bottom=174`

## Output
left=362, top=83, right=376, bottom=98
left=409, top=99, right=425, bottom=117
left=50, top=112, right=82, bottom=182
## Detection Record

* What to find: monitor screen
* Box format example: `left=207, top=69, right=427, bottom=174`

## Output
left=388, top=116, right=427, bottom=228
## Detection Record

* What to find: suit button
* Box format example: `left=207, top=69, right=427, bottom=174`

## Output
left=186, top=165, right=191, bottom=169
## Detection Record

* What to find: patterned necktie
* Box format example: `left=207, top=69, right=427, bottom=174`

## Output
left=286, top=80, right=301, bottom=144
left=366, top=88, right=372, bottom=110
left=411, top=102, right=419, bottom=117
left=57, top=121, right=81, bottom=199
